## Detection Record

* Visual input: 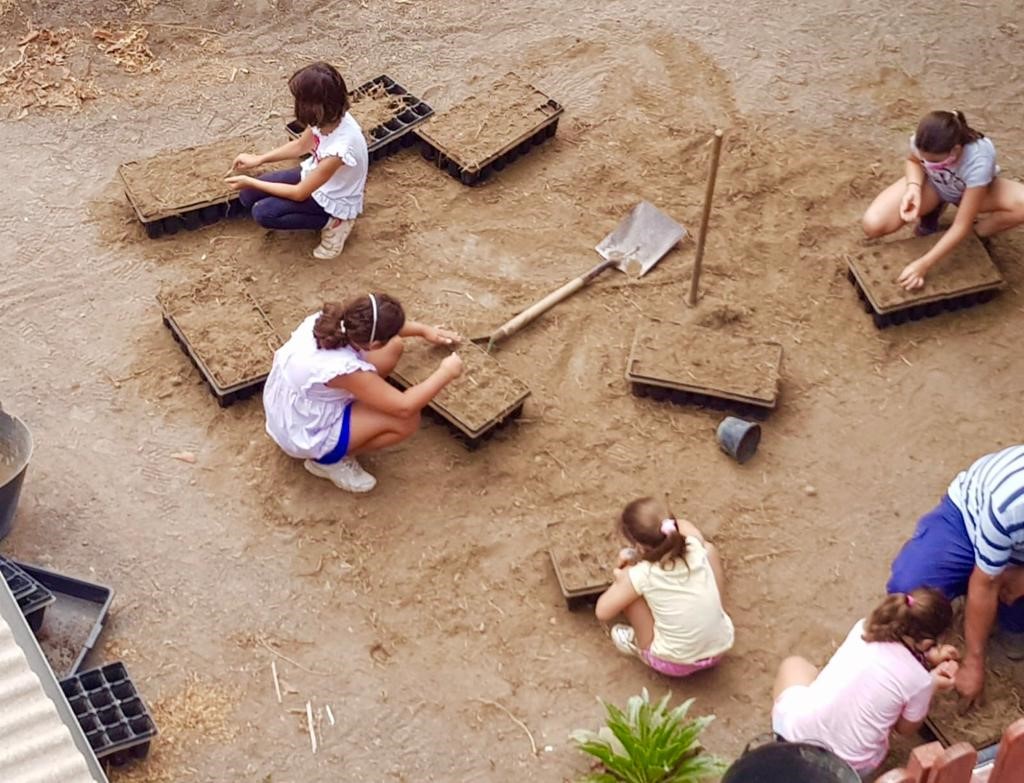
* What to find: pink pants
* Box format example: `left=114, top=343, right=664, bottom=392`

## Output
left=641, top=649, right=723, bottom=677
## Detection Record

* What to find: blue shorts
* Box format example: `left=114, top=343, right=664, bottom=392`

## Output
left=887, top=495, right=1024, bottom=632
left=315, top=403, right=353, bottom=466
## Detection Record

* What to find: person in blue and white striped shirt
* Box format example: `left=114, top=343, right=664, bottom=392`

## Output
left=888, top=444, right=1024, bottom=708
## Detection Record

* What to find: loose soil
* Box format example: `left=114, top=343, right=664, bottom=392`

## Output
left=36, top=607, right=98, bottom=679
left=393, top=341, right=531, bottom=436
left=157, top=269, right=280, bottom=389
left=850, top=234, right=1004, bottom=311
left=547, top=518, right=617, bottom=596
left=417, top=71, right=559, bottom=168
left=350, top=81, right=408, bottom=139
left=118, top=131, right=291, bottom=221
left=628, top=319, right=783, bottom=404
left=3, top=1, right=1024, bottom=780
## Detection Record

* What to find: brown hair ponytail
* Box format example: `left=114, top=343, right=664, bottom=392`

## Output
left=862, top=587, right=952, bottom=645
left=620, top=497, right=690, bottom=571
left=313, top=293, right=405, bottom=350
left=914, top=110, right=984, bottom=154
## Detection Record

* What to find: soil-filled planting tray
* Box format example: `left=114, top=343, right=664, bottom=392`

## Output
left=119, top=131, right=294, bottom=238
left=925, top=656, right=1022, bottom=750
left=157, top=270, right=282, bottom=408
left=389, top=341, right=531, bottom=447
left=626, top=319, right=783, bottom=416
left=286, top=74, right=434, bottom=163
left=16, top=561, right=114, bottom=679
left=847, top=234, right=1004, bottom=329
left=547, top=519, right=617, bottom=610
left=416, top=71, right=563, bottom=185
left=61, top=662, right=158, bottom=766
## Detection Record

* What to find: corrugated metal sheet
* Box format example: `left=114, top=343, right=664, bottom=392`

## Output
left=0, top=580, right=106, bottom=783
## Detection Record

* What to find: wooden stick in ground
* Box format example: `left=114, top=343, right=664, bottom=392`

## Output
left=687, top=129, right=725, bottom=307
left=472, top=698, right=538, bottom=756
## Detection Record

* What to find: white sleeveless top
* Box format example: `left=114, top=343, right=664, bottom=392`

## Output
left=263, top=313, right=376, bottom=459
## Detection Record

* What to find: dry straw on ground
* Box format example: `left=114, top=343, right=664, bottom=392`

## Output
left=93, top=25, right=159, bottom=74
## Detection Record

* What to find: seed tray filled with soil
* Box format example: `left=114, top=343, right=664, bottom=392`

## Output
left=925, top=656, right=1022, bottom=750
left=626, top=318, right=783, bottom=414
left=157, top=270, right=282, bottom=408
left=61, top=661, right=158, bottom=766
left=389, top=341, right=531, bottom=447
left=847, top=234, right=1003, bottom=329
left=119, top=131, right=294, bottom=238
left=416, top=71, right=563, bottom=185
left=547, top=519, right=617, bottom=609
left=16, top=561, right=114, bottom=679
left=285, top=74, right=434, bottom=163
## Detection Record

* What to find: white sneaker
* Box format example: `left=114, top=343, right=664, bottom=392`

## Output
left=312, top=219, right=354, bottom=259
left=611, top=624, right=640, bottom=658
left=303, top=457, right=377, bottom=493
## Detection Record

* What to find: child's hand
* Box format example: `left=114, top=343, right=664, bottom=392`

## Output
left=426, top=326, right=461, bottom=346
left=232, top=153, right=261, bottom=172
left=225, top=175, right=253, bottom=191
left=925, top=644, right=960, bottom=668
left=899, top=186, right=921, bottom=222
left=617, top=547, right=639, bottom=568
left=932, top=660, right=959, bottom=693
left=897, top=258, right=929, bottom=290
left=440, top=353, right=463, bottom=380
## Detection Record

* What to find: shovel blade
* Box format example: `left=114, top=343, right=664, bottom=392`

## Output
left=595, top=200, right=687, bottom=277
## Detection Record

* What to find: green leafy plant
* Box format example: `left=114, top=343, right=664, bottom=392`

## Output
left=571, top=689, right=727, bottom=783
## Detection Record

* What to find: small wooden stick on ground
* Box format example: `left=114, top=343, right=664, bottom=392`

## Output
left=306, top=700, right=317, bottom=754
left=473, top=698, right=538, bottom=756
left=271, top=660, right=282, bottom=704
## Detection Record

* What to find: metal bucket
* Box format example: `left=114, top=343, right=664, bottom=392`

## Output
left=0, top=407, right=34, bottom=541
left=722, top=742, right=860, bottom=783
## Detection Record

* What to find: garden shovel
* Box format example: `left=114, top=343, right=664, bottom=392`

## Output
left=476, top=201, right=686, bottom=351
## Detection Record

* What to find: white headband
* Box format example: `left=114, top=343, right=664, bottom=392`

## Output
left=368, top=293, right=378, bottom=345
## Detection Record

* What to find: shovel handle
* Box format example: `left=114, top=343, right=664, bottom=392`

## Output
left=488, top=258, right=616, bottom=347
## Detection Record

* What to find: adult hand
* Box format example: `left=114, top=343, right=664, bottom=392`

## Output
left=932, top=660, right=959, bottom=693
left=955, top=654, right=985, bottom=711
left=899, top=185, right=921, bottom=222
left=440, top=353, right=463, bottom=380
left=426, top=326, right=462, bottom=346
left=897, top=258, right=929, bottom=291
left=232, top=153, right=261, bottom=172
left=225, top=175, right=253, bottom=192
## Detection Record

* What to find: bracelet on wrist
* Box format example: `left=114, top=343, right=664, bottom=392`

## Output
left=906, top=181, right=922, bottom=189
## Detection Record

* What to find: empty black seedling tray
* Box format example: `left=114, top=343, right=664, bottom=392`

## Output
left=285, top=74, right=434, bottom=163
left=1, top=555, right=43, bottom=602
left=17, top=581, right=57, bottom=632
left=62, top=662, right=158, bottom=766
left=16, top=561, right=114, bottom=680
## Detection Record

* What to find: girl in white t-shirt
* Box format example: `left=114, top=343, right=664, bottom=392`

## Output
left=595, top=496, right=734, bottom=677
left=772, top=588, right=959, bottom=776
left=263, top=293, right=462, bottom=493
left=862, top=109, right=1024, bottom=290
left=228, top=62, right=369, bottom=260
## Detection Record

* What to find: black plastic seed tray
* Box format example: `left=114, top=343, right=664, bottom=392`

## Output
left=16, top=581, right=56, bottom=632
left=285, top=74, right=434, bottom=163
left=140, top=201, right=249, bottom=240
left=846, top=269, right=1000, bottom=329
left=15, top=561, right=114, bottom=679
left=161, top=312, right=271, bottom=408
left=1, top=555, right=41, bottom=602
left=61, top=662, right=158, bottom=766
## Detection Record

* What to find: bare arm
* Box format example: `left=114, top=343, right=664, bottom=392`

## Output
left=955, top=566, right=999, bottom=705
left=674, top=518, right=706, bottom=543
left=227, top=155, right=342, bottom=202
left=327, top=362, right=457, bottom=418
left=400, top=320, right=461, bottom=346
left=904, top=156, right=926, bottom=187
left=595, top=568, right=640, bottom=622
left=242, top=127, right=315, bottom=167
left=898, top=186, right=986, bottom=289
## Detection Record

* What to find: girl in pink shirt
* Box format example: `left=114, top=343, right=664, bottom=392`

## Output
left=771, top=588, right=959, bottom=776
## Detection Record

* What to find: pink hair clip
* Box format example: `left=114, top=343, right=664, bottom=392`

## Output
left=906, top=594, right=916, bottom=607
left=660, top=519, right=676, bottom=536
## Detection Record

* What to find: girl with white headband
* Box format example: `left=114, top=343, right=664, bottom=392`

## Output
left=263, top=293, right=462, bottom=492
left=862, top=109, right=1024, bottom=291
left=595, top=496, right=734, bottom=677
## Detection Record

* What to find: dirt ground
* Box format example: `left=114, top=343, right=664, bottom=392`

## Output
left=2, top=0, right=1024, bottom=780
